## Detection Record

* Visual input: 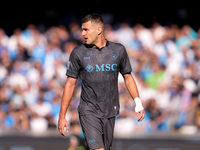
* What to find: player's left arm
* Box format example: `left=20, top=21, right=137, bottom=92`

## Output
left=123, top=73, right=145, bottom=122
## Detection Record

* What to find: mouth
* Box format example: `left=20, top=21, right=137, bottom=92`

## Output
left=84, top=37, right=88, bottom=42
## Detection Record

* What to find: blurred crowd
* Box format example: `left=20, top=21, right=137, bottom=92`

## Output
left=1, top=15, right=200, bottom=141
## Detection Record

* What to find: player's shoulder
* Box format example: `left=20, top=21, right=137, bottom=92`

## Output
left=72, top=44, right=85, bottom=52
left=108, top=41, right=128, bottom=58
left=108, top=41, right=125, bottom=49
left=71, top=44, right=87, bottom=55
left=108, top=41, right=126, bottom=55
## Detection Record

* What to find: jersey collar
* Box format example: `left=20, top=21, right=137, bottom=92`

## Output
left=84, top=40, right=109, bottom=50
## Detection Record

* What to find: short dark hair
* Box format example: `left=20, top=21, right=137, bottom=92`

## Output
left=82, top=14, right=104, bottom=25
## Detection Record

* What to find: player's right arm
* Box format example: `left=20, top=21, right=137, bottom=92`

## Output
left=58, top=77, right=77, bottom=137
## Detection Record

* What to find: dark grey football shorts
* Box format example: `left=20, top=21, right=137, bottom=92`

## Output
left=79, top=115, right=116, bottom=150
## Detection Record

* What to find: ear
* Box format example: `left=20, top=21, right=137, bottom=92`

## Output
left=97, top=27, right=103, bottom=35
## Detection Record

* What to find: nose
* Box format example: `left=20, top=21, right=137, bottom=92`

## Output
left=82, top=30, right=85, bottom=37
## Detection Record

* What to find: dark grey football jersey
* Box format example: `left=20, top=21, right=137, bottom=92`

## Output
left=66, top=41, right=132, bottom=118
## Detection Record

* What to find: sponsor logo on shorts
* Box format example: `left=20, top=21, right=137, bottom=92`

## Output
left=88, top=138, right=95, bottom=145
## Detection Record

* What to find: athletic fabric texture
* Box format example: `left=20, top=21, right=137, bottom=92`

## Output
left=79, top=115, right=115, bottom=150
left=66, top=40, right=132, bottom=118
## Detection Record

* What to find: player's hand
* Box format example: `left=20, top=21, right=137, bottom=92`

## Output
left=58, top=117, right=69, bottom=137
left=136, top=109, right=145, bottom=122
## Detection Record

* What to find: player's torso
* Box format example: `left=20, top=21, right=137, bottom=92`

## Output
left=74, top=42, right=126, bottom=117
left=78, top=44, right=121, bottom=83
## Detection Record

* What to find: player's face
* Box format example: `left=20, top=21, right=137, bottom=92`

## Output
left=81, top=21, right=98, bottom=45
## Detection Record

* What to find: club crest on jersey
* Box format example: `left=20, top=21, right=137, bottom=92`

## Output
left=88, top=138, right=95, bottom=145
left=111, top=54, right=117, bottom=60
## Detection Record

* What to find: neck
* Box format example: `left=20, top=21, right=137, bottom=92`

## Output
left=93, top=36, right=107, bottom=49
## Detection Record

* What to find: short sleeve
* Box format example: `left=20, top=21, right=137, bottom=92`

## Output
left=119, top=46, right=132, bottom=75
left=66, top=49, right=81, bottom=79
